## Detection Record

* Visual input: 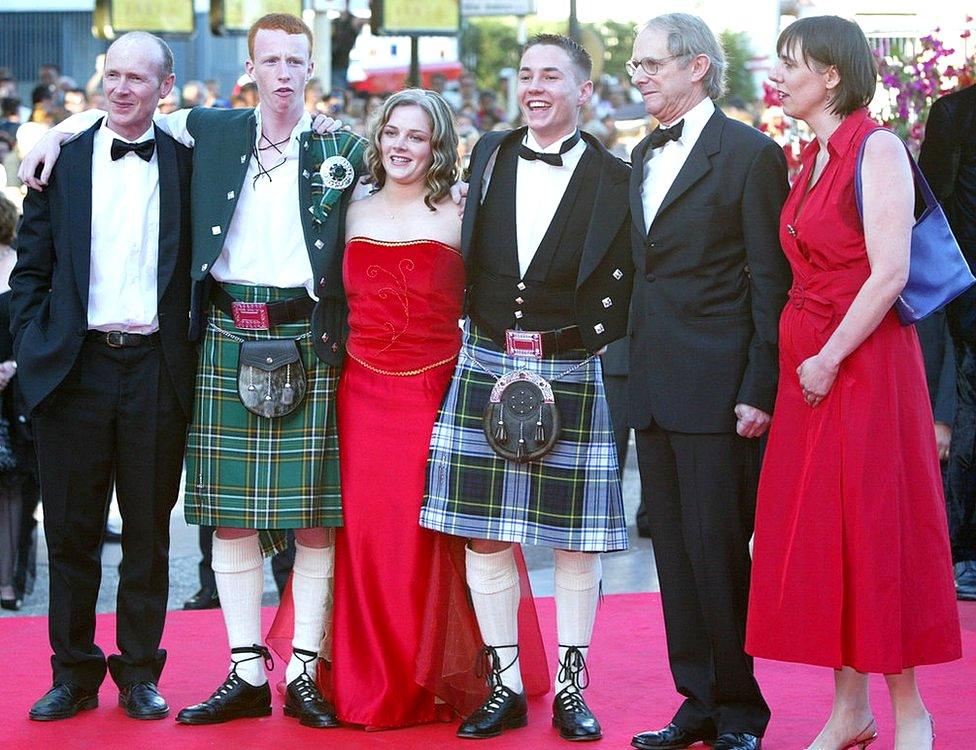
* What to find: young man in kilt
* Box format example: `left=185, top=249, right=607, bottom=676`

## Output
left=22, top=12, right=366, bottom=728
left=420, top=34, right=633, bottom=741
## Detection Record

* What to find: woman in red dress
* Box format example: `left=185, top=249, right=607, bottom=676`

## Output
left=746, top=17, right=961, bottom=750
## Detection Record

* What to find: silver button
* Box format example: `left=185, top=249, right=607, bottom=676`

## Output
left=265, top=357, right=273, bottom=364
left=320, top=277, right=326, bottom=287
left=602, top=297, right=612, bottom=308
left=226, top=191, right=235, bottom=200
left=594, top=323, right=605, bottom=334
left=612, top=268, right=623, bottom=280
left=514, top=310, right=523, bottom=319
left=211, top=225, right=221, bottom=236
left=314, top=239, right=324, bottom=249
left=516, top=282, right=526, bottom=291
left=200, top=263, right=208, bottom=272
left=321, top=333, right=328, bottom=342
left=302, top=169, right=310, bottom=178
left=515, top=297, right=524, bottom=304
left=308, top=206, right=316, bottom=214
left=240, top=154, right=246, bottom=163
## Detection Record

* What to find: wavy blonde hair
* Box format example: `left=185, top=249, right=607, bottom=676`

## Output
left=365, top=89, right=460, bottom=210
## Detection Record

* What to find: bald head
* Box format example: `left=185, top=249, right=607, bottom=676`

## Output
left=108, top=32, right=174, bottom=84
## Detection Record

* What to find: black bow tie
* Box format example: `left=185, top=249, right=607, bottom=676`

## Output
left=111, top=138, right=155, bottom=162
left=517, top=130, right=582, bottom=167
left=648, top=120, right=684, bottom=150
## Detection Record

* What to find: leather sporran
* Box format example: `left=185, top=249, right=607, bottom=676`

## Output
left=237, top=339, right=307, bottom=418
left=483, top=370, right=560, bottom=463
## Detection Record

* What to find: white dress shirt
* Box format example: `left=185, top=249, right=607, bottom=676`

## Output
left=640, top=96, right=715, bottom=231
left=60, top=108, right=318, bottom=297
left=481, top=128, right=587, bottom=278
left=87, top=120, right=160, bottom=333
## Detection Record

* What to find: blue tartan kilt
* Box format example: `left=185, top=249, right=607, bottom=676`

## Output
left=420, top=321, right=627, bottom=552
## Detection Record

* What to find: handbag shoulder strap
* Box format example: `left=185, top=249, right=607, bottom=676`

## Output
left=854, top=128, right=938, bottom=219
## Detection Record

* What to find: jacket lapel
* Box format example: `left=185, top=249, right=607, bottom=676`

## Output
left=461, top=129, right=517, bottom=261
left=154, top=126, right=179, bottom=300
left=68, top=121, right=99, bottom=309
left=651, top=109, right=724, bottom=226
left=577, top=136, right=630, bottom=286
left=297, top=131, right=332, bottom=271
left=630, top=136, right=649, bottom=237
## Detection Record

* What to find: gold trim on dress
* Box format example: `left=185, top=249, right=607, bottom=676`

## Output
left=346, top=351, right=458, bottom=377
left=347, top=236, right=462, bottom=256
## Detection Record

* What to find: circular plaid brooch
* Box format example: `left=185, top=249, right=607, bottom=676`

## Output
left=319, top=155, right=355, bottom=190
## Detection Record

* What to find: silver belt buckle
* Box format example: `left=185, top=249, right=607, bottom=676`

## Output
left=505, top=329, right=544, bottom=358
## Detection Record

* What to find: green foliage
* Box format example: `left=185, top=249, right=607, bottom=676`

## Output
left=719, top=30, right=756, bottom=104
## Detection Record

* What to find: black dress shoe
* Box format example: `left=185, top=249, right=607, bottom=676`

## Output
left=284, top=673, right=339, bottom=728
left=29, top=683, right=99, bottom=721
left=1, top=597, right=21, bottom=610
left=176, top=673, right=271, bottom=724
left=183, top=587, right=220, bottom=610
left=632, top=722, right=715, bottom=750
left=457, top=685, right=528, bottom=739
left=119, top=681, right=169, bottom=719
left=713, top=732, right=761, bottom=750
left=552, top=687, right=602, bottom=741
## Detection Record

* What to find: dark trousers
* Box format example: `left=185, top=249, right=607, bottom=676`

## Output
left=32, top=338, right=187, bottom=690
left=635, top=423, right=769, bottom=737
left=948, top=339, right=976, bottom=562
left=197, top=525, right=215, bottom=591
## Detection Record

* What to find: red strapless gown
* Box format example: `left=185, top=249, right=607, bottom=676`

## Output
left=268, top=239, right=550, bottom=727
left=746, top=110, right=961, bottom=672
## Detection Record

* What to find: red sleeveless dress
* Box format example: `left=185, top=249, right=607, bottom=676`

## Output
left=746, top=110, right=961, bottom=672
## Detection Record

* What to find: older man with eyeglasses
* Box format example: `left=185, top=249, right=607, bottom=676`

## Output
left=624, top=14, right=791, bottom=750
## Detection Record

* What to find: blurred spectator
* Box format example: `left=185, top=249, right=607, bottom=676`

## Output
left=305, top=78, right=326, bottom=114
left=28, top=85, right=56, bottom=124
left=62, top=88, right=88, bottom=115
left=37, top=64, right=59, bottom=89
left=238, top=81, right=259, bottom=108
left=476, top=89, right=505, bottom=130
left=457, top=71, right=478, bottom=112
left=331, top=6, right=364, bottom=91
left=204, top=79, right=229, bottom=108
left=431, top=73, right=461, bottom=111
left=182, top=79, right=206, bottom=108
left=0, top=98, right=21, bottom=140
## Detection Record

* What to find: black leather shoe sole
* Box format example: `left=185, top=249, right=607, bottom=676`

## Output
left=119, top=696, right=169, bottom=720
left=457, top=713, right=528, bottom=739
left=29, top=695, right=98, bottom=721
left=283, top=704, right=340, bottom=728
left=553, top=717, right=603, bottom=741
left=175, top=705, right=272, bottom=725
left=631, top=736, right=712, bottom=750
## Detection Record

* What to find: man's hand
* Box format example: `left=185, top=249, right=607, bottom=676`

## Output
left=311, top=114, right=344, bottom=135
left=450, top=181, right=469, bottom=216
left=19, top=131, right=69, bottom=190
left=935, top=421, right=952, bottom=462
left=735, top=403, right=770, bottom=438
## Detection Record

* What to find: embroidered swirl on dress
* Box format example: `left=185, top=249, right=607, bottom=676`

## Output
left=366, top=257, right=415, bottom=354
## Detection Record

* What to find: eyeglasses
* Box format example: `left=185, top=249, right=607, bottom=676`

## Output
left=625, top=55, right=681, bottom=77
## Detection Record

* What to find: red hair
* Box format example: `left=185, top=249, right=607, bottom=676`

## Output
left=247, top=13, right=313, bottom=59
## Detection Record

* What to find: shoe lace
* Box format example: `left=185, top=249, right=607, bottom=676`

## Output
left=290, top=647, right=324, bottom=706
left=556, top=687, right=589, bottom=714
left=209, top=644, right=273, bottom=701
left=474, top=644, right=519, bottom=691
left=556, top=645, right=590, bottom=692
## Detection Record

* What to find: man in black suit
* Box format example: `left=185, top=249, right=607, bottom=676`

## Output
left=625, top=14, right=790, bottom=750
left=918, top=84, right=976, bottom=601
left=10, top=32, right=196, bottom=721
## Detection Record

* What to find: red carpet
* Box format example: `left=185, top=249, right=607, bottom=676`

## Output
left=3, top=593, right=974, bottom=749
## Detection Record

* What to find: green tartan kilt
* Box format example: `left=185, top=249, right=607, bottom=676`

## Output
left=184, top=283, right=342, bottom=554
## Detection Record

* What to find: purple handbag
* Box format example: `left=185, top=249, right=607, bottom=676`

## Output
left=854, top=131, right=976, bottom=325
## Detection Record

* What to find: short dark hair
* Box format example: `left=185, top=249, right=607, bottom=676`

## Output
left=31, top=84, right=53, bottom=105
left=522, top=33, right=592, bottom=82
left=777, top=15, right=877, bottom=117
left=0, top=192, right=18, bottom=246
left=1, top=97, right=20, bottom=117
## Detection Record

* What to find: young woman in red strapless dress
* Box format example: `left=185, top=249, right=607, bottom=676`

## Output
left=270, top=89, right=546, bottom=730
left=745, top=17, right=961, bottom=750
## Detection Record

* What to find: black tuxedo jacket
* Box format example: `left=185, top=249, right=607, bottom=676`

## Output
left=628, top=107, right=791, bottom=433
left=919, top=84, right=976, bottom=344
left=9, top=119, right=197, bottom=418
left=462, top=127, right=633, bottom=353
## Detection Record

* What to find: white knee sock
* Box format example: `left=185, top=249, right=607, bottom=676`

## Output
left=466, top=546, right=523, bottom=694
left=287, top=541, right=333, bottom=684
left=553, top=550, right=602, bottom=694
left=212, top=533, right=266, bottom=687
